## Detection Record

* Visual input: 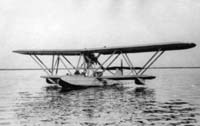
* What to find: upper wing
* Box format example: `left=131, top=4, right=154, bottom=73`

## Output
left=13, top=42, right=196, bottom=55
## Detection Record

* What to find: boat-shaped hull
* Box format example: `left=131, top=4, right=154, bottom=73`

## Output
left=45, top=75, right=119, bottom=89
left=44, top=74, right=155, bottom=89
left=59, top=75, right=103, bottom=89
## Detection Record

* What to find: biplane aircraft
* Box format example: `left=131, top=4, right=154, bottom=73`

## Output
left=13, top=42, right=196, bottom=89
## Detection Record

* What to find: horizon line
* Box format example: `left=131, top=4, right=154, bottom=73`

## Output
left=0, top=67, right=200, bottom=71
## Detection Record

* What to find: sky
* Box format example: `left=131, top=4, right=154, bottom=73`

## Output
left=0, top=0, right=199, bottom=68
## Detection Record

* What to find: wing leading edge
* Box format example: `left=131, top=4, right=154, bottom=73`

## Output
left=13, top=42, right=196, bottom=55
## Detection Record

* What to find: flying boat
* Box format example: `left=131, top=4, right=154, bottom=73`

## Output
left=13, top=42, right=196, bottom=89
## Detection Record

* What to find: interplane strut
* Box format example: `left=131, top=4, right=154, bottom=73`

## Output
left=28, top=49, right=165, bottom=77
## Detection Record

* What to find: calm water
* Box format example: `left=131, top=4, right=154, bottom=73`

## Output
left=0, top=70, right=200, bottom=126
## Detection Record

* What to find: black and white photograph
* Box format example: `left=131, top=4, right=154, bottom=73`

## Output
left=0, top=0, right=200, bottom=125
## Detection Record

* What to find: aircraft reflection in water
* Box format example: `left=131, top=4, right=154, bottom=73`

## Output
left=14, top=86, right=198, bottom=126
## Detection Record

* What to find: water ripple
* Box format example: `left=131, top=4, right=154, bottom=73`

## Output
left=12, top=86, right=200, bottom=126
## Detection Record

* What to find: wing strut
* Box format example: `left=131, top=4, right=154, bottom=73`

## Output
left=77, top=54, right=82, bottom=69
left=62, top=55, right=76, bottom=69
left=30, top=55, right=51, bottom=75
left=104, top=53, right=121, bottom=75
left=59, top=56, right=72, bottom=74
left=106, top=53, right=121, bottom=68
left=51, top=55, right=55, bottom=73
left=122, top=53, right=137, bottom=75
left=29, top=55, right=75, bottom=76
left=55, top=56, right=60, bottom=74
left=138, top=51, right=165, bottom=75
left=95, top=51, right=117, bottom=72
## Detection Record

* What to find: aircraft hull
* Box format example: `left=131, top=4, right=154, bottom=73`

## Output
left=59, top=75, right=102, bottom=88
left=44, top=74, right=155, bottom=89
left=54, top=75, right=118, bottom=89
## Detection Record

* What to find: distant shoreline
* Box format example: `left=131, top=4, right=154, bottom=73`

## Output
left=0, top=67, right=200, bottom=71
